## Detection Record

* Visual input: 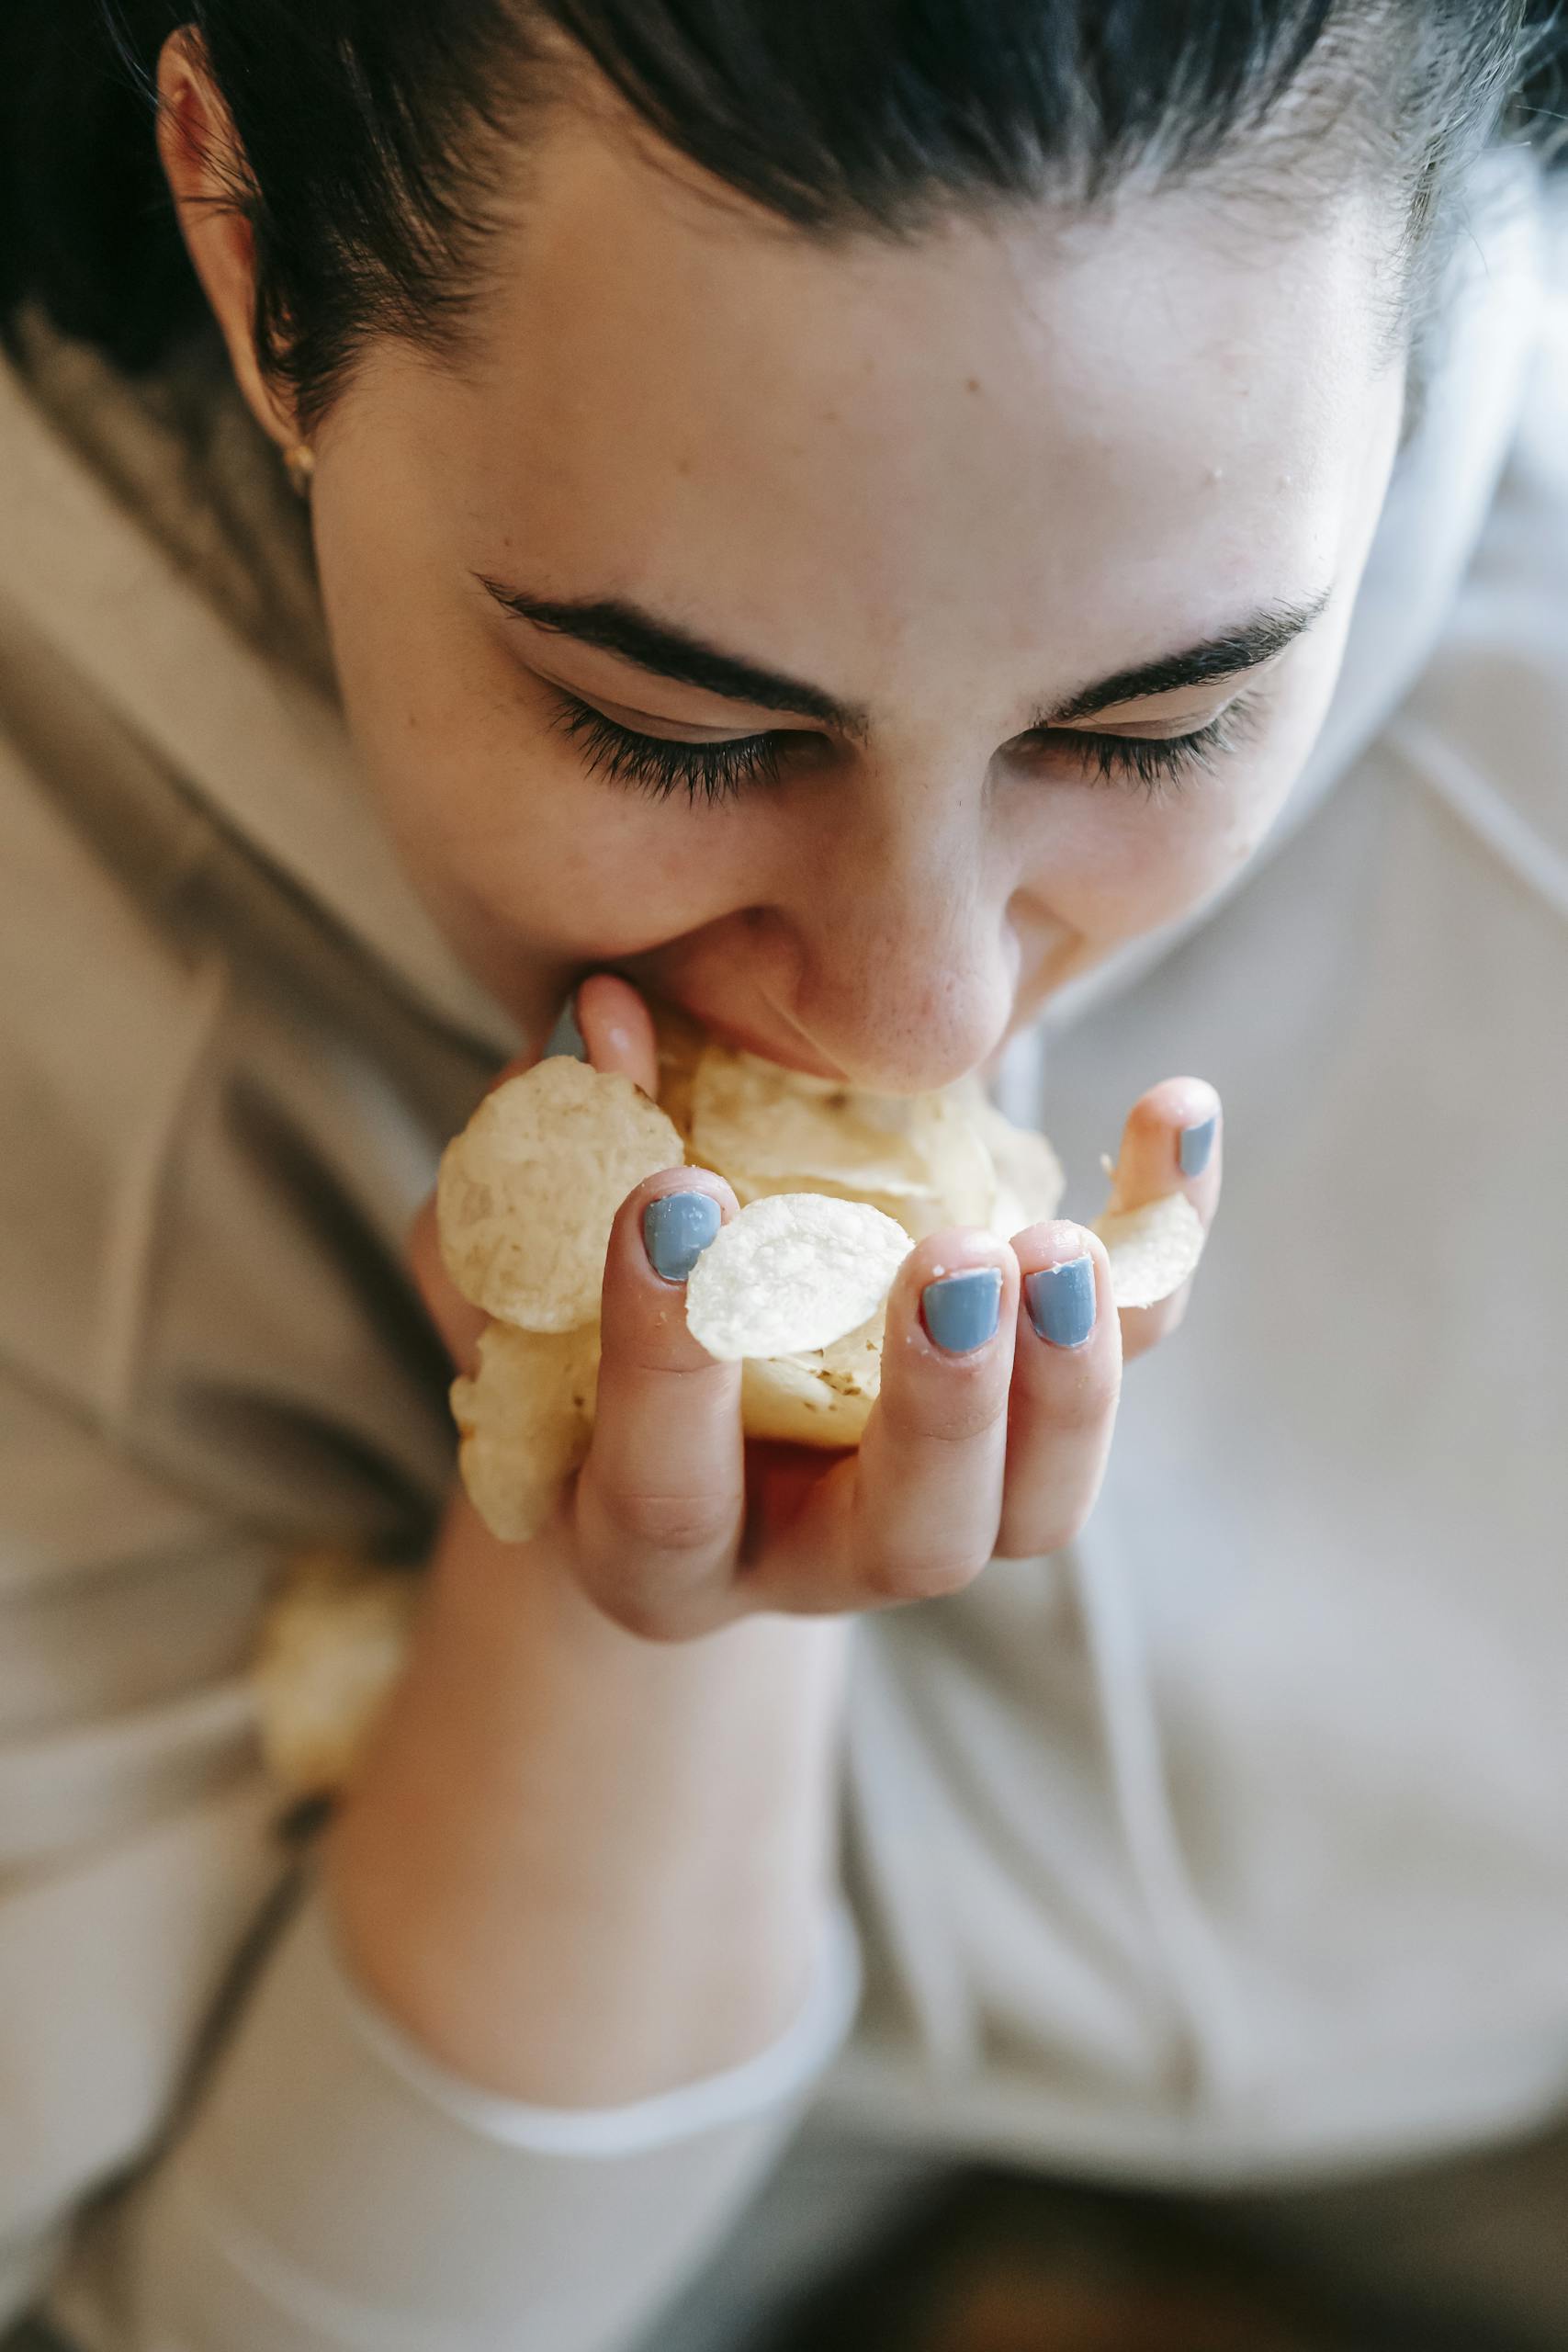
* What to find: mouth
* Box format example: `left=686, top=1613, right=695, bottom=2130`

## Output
left=596, top=953, right=842, bottom=1079
left=676, top=1006, right=848, bottom=1081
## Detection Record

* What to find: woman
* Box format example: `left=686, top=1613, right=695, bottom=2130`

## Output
left=1, top=4, right=1565, bottom=2346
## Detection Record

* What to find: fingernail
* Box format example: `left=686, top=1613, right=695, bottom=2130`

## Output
left=643, top=1191, right=722, bottom=1283
left=1179, top=1113, right=1217, bottom=1178
left=921, top=1267, right=1002, bottom=1355
left=543, top=991, right=587, bottom=1061
left=1024, top=1256, right=1096, bottom=1349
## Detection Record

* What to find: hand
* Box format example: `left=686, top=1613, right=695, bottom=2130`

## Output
left=330, top=981, right=1218, bottom=2101
left=409, top=977, right=1222, bottom=1636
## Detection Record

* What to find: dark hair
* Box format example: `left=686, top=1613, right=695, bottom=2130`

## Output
left=3, top=1, right=1565, bottom=438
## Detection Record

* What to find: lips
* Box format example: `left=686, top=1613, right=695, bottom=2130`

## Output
left=671, top=1002, right=846, bottom=1080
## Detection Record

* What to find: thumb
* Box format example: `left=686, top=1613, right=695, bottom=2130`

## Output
left=408, top=975, right=660, bottom=1369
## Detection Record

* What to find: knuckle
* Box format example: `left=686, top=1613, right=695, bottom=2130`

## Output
left=1033, top=1363, right=1120, bottom=1433
left=881, top=1380, right=1002, bottom=1451
left=860, top=1542, right=991, bottom=1607
left=588, top=1581, right=698, bottom=1645
left=603, top=1332, right=710, bottom=1385
left=596, top=1484, right=734, bottom=1559
left=995, top=1510, right=1086, bottom=1561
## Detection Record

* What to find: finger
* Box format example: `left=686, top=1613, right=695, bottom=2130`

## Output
left=573, top=1167, right=745, bottom=1639
left=761, top=1230, right=1019, bottom=1612
left=574, top=973, right=659, bottom=1094
left=407, top=1193, right=491, bottom=1376
left=409, top=979, right=660, bottom=1369
left=995, top=1222, right=1122, bottom=1558
left=1105, top=1076, right=1222, bottom=1363
left=408, top=1046, right=536, bottom=1368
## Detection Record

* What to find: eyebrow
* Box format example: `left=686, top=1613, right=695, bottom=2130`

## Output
left=1040, top=590, right=1333, bottom=724
left=476, top=574, right=1331, bottom=735
left=477, top=575, right=872, bottom=738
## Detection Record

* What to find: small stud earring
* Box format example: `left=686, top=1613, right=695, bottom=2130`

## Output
left=282, top=441, right=316, bottom=498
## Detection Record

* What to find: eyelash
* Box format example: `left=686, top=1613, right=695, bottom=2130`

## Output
left=1074, top=689, right=1267, bottom=797
left=546, top=691, right=787, bottom=805
left=545, top=684, right=1265, bottom=808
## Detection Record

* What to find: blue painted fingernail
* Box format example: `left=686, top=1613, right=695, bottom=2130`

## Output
left=1179, top=1113, right=1216, bottom=1178
left=643, top=1191, right=721, bottom=1283
left=921, top=1267, right=1002, bottom=1355
left=543, top=991, right=587, bottom=1061
left=1024, top=1256, right=1096, bottom=1349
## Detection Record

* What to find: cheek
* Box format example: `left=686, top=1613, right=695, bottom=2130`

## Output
left=312, top=514, right=759, bottom=967
left=355, top=680, right=764, bottom=969
left=1032, top=562, right=1369, bottom=952
left=1015, top=676, right=1339, bottom=947
left=398, top=739, right=759, bottom=965
left=1012, top=787, right=1251, bottom=950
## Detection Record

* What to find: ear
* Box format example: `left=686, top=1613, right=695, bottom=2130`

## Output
left=154, top=28, right=299, bottom=450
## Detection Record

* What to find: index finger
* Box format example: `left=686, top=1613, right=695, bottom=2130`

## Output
left=572, top=1169, right=745, bottom=1640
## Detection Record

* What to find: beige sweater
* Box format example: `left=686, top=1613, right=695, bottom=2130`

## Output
left=0, top=311, right=859, bottom=2348
left=3, top=146, right=1568, bottom=2350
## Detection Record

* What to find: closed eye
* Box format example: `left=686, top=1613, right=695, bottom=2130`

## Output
left=1053, top=685, right=1269, bottom=798
left=545, top=683, right=1269, bottom=808
left=545, top=688, right=791, bottom=804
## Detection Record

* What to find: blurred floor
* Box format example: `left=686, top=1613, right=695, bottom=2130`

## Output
left=647, top=2111, right=1568, bottom=2352
left=12, top=2114, right=1568, bottom=2350
left=739, top=2168, right=1359, bottom=2352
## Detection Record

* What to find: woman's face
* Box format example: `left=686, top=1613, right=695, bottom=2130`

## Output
left=243, top=85, right=1406, bottom=1085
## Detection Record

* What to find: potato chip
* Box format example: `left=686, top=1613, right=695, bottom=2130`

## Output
left=906, top=1090, right=998, bottom=1227
left=692, top=1046, right=897, bottom=1186
left=260, top=1023, right=1218, bottom=1798
left=649, top=996, right=709, bottom=1146
left=741, top=1310, right=886, bottom=1446
left=971, top=1100, right=1066, bottom=1237
left=438, top=1057, right=682, bottom=1331
left=254, top=1548, right=420, bottom=1799
left=451, top=1321, right=601, bottom=1542
left=686, top=1053, right=982, bottom=1213
left=725, top=1168, right=968, bottom=1246
left=1094, top=1191, right=1207, bottom=1309
left=686, top=1192, right=911, bottom=1361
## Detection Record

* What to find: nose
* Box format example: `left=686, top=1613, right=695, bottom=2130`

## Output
left=773, top=805, right=1019, bottom=1091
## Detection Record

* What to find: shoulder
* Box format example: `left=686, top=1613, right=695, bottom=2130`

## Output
left=0, top=346, right=487, bottom=1533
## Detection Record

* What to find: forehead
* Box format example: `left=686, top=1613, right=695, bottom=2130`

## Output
left=434, top=102, right=1396, bottom=691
